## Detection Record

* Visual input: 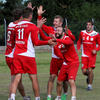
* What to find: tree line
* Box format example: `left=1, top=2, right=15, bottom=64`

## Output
left=0, top=0, right=100, bottom=45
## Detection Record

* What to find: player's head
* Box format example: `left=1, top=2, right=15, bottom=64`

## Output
left=13, top=9, right=22, bottom=21
left=53, top=15, right=63, bottom=28
left=55, top=26, right=64, bottom=39
left=86, top=20, right=94, bottom=32
left=22, top=7, right=33, bottom=21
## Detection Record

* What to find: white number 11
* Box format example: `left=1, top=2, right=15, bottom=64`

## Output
left=18, top=28, right=24, bottom=39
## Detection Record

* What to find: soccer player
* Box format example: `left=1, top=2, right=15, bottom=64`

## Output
left=5, top=9, right=31, bottom=100
left=53, top=26, right=79, bottom=100
left=37, top=5, right=75, bottom=100
left=10, top=7, right=55, bottom=100
left=77, top=20, right=100, bottom=91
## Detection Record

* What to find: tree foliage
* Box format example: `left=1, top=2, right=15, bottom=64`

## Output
left=0, top=0, right=100, bottom=45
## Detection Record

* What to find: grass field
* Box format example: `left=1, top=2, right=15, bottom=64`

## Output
left=0, top=52, right=100, bottom=100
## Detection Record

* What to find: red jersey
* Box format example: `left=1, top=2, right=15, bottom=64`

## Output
left=14, top=20, right=48, bottom=57
left=55, top=36, right=79, bottom=62
left=77, top=30, right=100, bottom=57
left=38, top=15, right=75, bottom=59
left=5, top=22, right=17, bottom=58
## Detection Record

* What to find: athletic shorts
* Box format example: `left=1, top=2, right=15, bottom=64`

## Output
left=50, top=58, right=63, bottom=76
left=13, top=55, right=37, bottom=74
left=58, top=60, right=79, bottom=81
left=5, top=57, right=15, bottom=75
left=81, top=55, right=96, bottom=69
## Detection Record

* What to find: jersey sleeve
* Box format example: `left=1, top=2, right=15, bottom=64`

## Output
left=37, top=15, right=42, bottom=20
left=56, top=37, right=73, bottom=45
left=96, top=34, right=100, bottom=51
left=77, top=32, right=82, bottom=50
left=67, top=29, right=75, bottom=41
left=39, top=29, right=51, bottom=41
left=31, top=25, right=48, bottom=46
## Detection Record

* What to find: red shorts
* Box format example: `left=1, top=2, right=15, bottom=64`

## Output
left=81, top=55, right=96, bottom=69
left=13, top=55, right=37, bottom=74
left=6, top=57, right=15, bottom=75
left=50, top=58, right=63, bottom=76
left=58, top=60, right=79, bottom=81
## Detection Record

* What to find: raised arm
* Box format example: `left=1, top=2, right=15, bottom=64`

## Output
left=56, top=37, right=73, bottom=45
left=65, top=25, right=75, bottom=41
left=37, top=6, right=53, bottom=35
left=39, top=29, right=51, bottom=41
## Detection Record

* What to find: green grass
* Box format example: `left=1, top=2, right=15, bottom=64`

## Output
left=0, top=52, right=100, bottom=100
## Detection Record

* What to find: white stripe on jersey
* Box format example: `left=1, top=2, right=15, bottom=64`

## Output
left=18, top=33, right=35, bottom=57
left=81, top=30, right=98, bottom=36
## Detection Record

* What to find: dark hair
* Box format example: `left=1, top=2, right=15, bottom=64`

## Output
left=13, top=9, right=22, bottom=20
left=57, top=26, right=64, bottom=32
left=54, top=15, right=64, bottom=23
left=87, top=20, right=94, bottom=25
left=22, top=7, right=33, bottom=18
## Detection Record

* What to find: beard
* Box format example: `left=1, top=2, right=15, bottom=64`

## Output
left=55, top=33, right=62, bottom=39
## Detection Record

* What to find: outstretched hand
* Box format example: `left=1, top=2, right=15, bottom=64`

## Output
left=27, top=2, right=35, bottom=11
left=37, top=17, right=46, bottom=29
left=37, top=5, right=46, bottom=16
left=65, top=25, right=68, bottom=35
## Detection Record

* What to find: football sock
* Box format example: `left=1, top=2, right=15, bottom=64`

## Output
left=57, top=96, right=61, bottom=99
left=47, top=95, right=51, bottom=98
left=88, top=84, right=92, bottom=87
left=8, top=98, right=11, bottom=100
left=63, top=92, right=67, bottom=95
left=11, top=93, right=15, bottom=100
left=71, top=96, right=76, bottom=100
left=35, top=97, right=40, bottom=100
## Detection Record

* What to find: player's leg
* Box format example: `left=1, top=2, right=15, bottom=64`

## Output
left=55, top=81, right=63, bottom=100
left=68, top=79, right=76, bottom=100
left=29, top=74, right=40, bottom=100
left=18, top=77, right=31, bottom=100
left=61, top=62, right=69, bottom=100
left=47, top=58, right=63, bottom=100
left=62, top=81, right=68, bottom=100
left=47, top=74, right=57, bottom=99
left=11, top=73, right=22, bottom=100
left=86, top=68, right=93, bottom=90
left=55, top=64, right=67, bottom=100
left=68, top=60, right=79, bottom=100
left=8, top=75, right=14, bottom=100
left=87, top=56, right=96, bottom=91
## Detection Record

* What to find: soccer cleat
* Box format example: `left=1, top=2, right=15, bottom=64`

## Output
left=24, top=96, right=31, bottom=100
left=86, top=77, right=89, bottom=84
left=61, top=94, right=67, bottom=100
left=47, top=97, right=51, bottom=100
left=55, top=98, right=61, bottom=100
left=87, top=87, right=92, bottom=91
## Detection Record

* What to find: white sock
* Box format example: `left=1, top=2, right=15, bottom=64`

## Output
left=8, top=98, right=11, bottom=100
left=63, top=92, right=67, bottom=95
left=47, top=95, right=51, bottom=98
left=35, top=97, right=40, bottom=100
left=71, top=96, right=76, bottom=100
left=57, top=96, right=61, bottom=99
left=11, top=93, right=15, bottom=100
left=88, top=84, right=92, bottom=87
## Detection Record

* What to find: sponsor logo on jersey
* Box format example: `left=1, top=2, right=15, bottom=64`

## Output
left=90, top=33, right=97, bottom=36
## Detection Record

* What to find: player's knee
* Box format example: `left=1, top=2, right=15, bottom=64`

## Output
left=82, top=69, right=87, bottom=75
left=57, top=80, right=62, bottom=85
left=49, top=75, right=56, bottom=82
